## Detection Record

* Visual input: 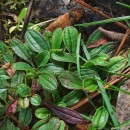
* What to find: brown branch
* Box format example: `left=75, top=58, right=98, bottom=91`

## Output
left=21, top=0, right=35, bottom=40
left=75, top=0, right=128, bottom=30
left=115, top=29, right=130, bottom=56
left=70, top=68, right=130, bottom=110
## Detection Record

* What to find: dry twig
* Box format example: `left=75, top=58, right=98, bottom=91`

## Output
left=115, top=29, right=130, bottom=56
left=21, top=0, right=35, bottom=40
left=75, top=0, right=128, bottom=30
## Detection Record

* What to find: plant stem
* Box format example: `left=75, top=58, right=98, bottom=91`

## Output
left=30, top=18, right=56, bottom=28
left=76, top=33, right=81, bottom=79
left=21, top=0, right=35, bottom=40
left=75, top=16, right=130, bottom=27
left=95, top=74, right=119, bottom=128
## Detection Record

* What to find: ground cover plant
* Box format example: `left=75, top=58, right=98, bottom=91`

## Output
left=0, top=0, right=130, bottom=130
left=0, top=25, right=129, bottom=130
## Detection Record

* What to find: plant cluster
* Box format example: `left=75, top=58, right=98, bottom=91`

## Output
left=0, top=26, right=129, bottom=129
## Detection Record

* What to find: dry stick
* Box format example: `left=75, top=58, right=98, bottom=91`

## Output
left=71, top=70, right=130, bottom=110
left=31, top=18, right=56, bottom=28
left=21, top=0, right=35, bottom=40
left=115, top=29, right=130, bottom=56
left=75, top=0, right=128, bottom=30
left=108, top=67, right=130, bottom=84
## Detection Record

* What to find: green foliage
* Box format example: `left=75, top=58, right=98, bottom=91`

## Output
left=19, top=108, right=32, bottom=126
left=10, top=39, right=32, bottom=62
left=25, top=29, right=50, bottom=52
left=75, top=16, right=130, bottom=27
left=0, top=118, right=20, bottom=130
left=36, top=51, right=50, bottom=68
left=116, top=2, right=130, bottom=9
left=18, top=98, right=29, bottom=109
left=30, top=94, right=42, bottom=106
left=38, top=72, right=57, bottom=91
left=86, top=29, right=103, bottom=46
left=18, top=84, right=31, bottom=97
left=51, top=28, right=62, bottom=49
left=9, top=7, right=27, bottom=33
left=39, top=117, right=63, bottom=130
left=92, top=107, right=109, bottom=129
left=35, top=108, right=51, bottom=120
left=0, top=26, right=128, bottom=129
left=63, top=26, right=79, bottom=54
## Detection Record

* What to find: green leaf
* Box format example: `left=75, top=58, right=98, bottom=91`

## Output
left=40, top=63, right=64, bottom=75
left=74, top=68, right=96, bottom=79
left=62, top=90, right=83, bottom=106
left=88, top=124, right=97, bottom=130
left=25, top=29, right=50, bottom=52
left=11, top=71, right=24, bottom=87
left=30, top=94, right=42, bottom=106
left=0, top=118, right=20, bottom=130
left=91, top=53, right=109, bottom=66
left=106, top=56, right=127, bottom=73
left=9, top=26, right=17, bottom=33
left=38, top=73, right=57, bottom=91
left=44, top=30, right=52, bottom=44
left=51, top=52, right=76, bottom=63
left=126, top=49, right=130, bottom=68
left=0, top=88, right=7, bottom=102
left=63, top=26, right=79, bottom=54
left=51, top=28, right=62, bottom=49
left=39, top=117, right=61, bottom=130
left=17, top=7, right=27, bottom=25
left=83, top=78, right=98, bottom=92
left=0, top=75, right=10, bottom=79
left=92, top=106, right=109, bottom=129
left=18, top=98, right=29, bottom=109
left=0, top=77, right=8, bottom=87
left=51, top=90, right=61, bottom=102
left=89, top=42, right=114, bottom=56
left=4, top=50, right=14, bottom=63
left=10, top=39, right=32, bottom=62
left=19, top=108, right=32, bottom=126
left=36, top=50, right=50, bottom=68
left=0, top=41, right=14, bottom=63
left=59, top=71, right=82, bottom=89
left=18, top=84, right=31, bottom=97
left=59, top=120, right=66, bottom=130
left=0, top=89, right=7, bottom=93
left=0, top=106, right=6, bottom=117
left=86, top=29, right=103, bottom=46
left=13, top=62, right=34, bottom=72
left=83, top=54, right=109, bottom=68
left=35, top=108, right=51, bottom=120
left=32, top=120, right=47, bottom=130
left=0, top=41, right=8, bottom=53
